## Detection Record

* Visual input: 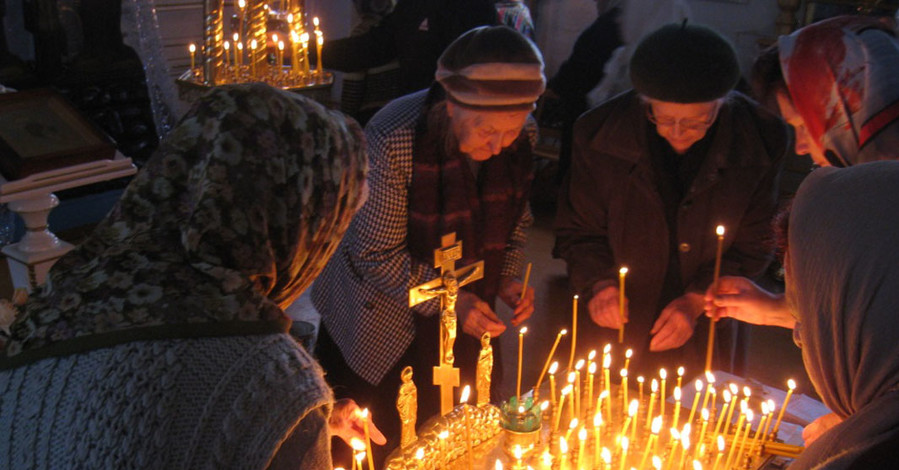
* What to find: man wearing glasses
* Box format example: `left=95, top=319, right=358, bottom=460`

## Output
left=554, top=22, right=788, bottom=376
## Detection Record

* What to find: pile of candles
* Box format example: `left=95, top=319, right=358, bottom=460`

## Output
left=187, top=0, right=329, bottom=89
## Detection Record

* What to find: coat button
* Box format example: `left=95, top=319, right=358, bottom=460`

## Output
left=679, top=242, right=691, bottom=253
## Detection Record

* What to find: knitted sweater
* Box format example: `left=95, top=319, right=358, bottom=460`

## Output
left=0, top=333, right=333, bottom=469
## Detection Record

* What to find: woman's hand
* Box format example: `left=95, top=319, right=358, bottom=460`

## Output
left=802, top=412, right=843, bottom=445
left=329, top=399, right=387, bottom=447
left=457, top=290, right=507, bottom=338
left=498, top=276, right=535, bottom=327
left=650, top=292, right=702, bottom=351
left=704, top=276, right=795, bottom=329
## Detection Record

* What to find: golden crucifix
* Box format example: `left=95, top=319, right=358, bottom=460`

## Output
left=408, top=233, right=484, bottom=416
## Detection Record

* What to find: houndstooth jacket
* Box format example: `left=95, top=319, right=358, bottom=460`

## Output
left=311, top=90, right=535, bottom=386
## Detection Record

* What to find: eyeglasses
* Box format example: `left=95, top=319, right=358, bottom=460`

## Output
left=646, top=102, right=720, bottom=132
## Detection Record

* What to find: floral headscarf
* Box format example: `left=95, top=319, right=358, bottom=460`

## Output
left=1, top=84, right=367, bottom=367
left=787, top=161, right=899, bottom=468
left=779, top=16, right=899, bottom=166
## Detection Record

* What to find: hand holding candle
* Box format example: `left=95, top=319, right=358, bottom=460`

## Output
left=705, top=225, right=726, bottom=371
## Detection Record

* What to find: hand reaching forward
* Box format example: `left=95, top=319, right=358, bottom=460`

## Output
left=329, top=398, right=387, bottom=447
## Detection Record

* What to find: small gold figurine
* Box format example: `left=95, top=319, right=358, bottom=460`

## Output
left=477, top=332, right=493, bottom=407
left=397, top=366, right=418, bottom=449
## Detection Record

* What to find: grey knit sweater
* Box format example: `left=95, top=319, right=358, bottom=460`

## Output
left=0, top=333, right=333, bottom=469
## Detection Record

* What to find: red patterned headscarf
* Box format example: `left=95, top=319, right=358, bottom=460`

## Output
left=778, top=16, right=899, bottom=166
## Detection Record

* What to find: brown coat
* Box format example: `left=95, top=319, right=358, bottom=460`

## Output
left=554, top=90, right=789, bottom=373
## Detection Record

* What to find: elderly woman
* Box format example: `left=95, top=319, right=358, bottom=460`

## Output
left=0, top=84, right=380, bottom=469
left=554, top=22, right=788, bottom=376
left=312, top=25, right=541, bottom=462
left=707, top=16, right=899, bottom=378
left=783, top=161, right=899, bottom=467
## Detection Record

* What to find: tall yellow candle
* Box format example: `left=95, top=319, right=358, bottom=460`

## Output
left=758, top=399, right=777, bottom=455
left=637, top=376, right=645, bottom=408
left=624, top=348, right=633, bottom=373
left=620, top=368, right=629, bottom=415
left=568, top=295, right=578, bottom=372
left=603, top=353, right=612, bottom=419
left=593, top=412, right=603, bottom=468
left=722, top=386, right=740, bottom=438
left=700, top=372, right=716, bottom=419
left=677, top=431, right=691, bottom=470
left=659, top=368, right=668, bottom=420
left=313, top=17, right=323, bottom=76
left=645, top=379, right=658, bottom=431
left=601, top=447, right=612, bottom=470
left=618, top=436, right=629, bottom=470
left=577, top=427, right=587, bottom=469
left=223, top=40, right=231, bottom=68
left=559, top=436, right=569, bottom=469
left=460, top=386, right=474, bottom=470
left=618, top=267, right=628, bottom=343
left=575, top=361, right=584, bottom=419
left=706, top=225, right=726, bottom=371
left=711, top=436, right=725, bottom=470
left=549, top=362, right=559, bottom=409
left=687, top=380, right=703, bottom=426
left=567, top=372, right=577, bottom=423
left=554, top=385, right=572, bottom=432
left=724, top=406, right=747, bottom=467
left=639, top=416, right=662, bottom=470
left=189, top=43, right=196, bottom=71
left=360, top=408, right=375, bottom=470
left=771, top=379, right=796, bottom=440
left=672, top=386, right=682, bottom=431
left=535, top=330, right=566, bottom=402
left=300, top=32, right=310, bottom=78
left=587, top=362, right=597, bottom=416
left=349, top=438, right=365, bottom=470
left=520, top=262, right=532, bottom=301
left=750, top=402, right=771, bottom=457
left=726, top=409, right=753, bottom=470
left=711, top=391, right=731, bottom=443
left=628, top=399, right=639, bottom=443
left=516, top=326, right=527, bottom=404
left=695, top=408, right=710, bottom=460
left=250, top=39, right=258, bottom=77
left=677, top=366, right=685, bottom=390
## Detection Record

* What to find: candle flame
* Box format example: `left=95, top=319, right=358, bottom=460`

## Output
left=681, top=432, right=691, bottom=449
left=439, top=430, right=449, bottom=440
left=723, top=390, right=732, bottom=402
left=717, top=435, right=725, bottom=452
left=224, top=41, right=230, bottom=50
left=560, top=437, right=568, bottom=454
left=496, top=458, right=504, bottom=470
left=696, top=379, right=704, bottom=391
left=594, top=412, right=603, bottom=426
left=576, top=359, right=585, bottom=370
left=569, top=418, right=579, bottom=430
left=603, top=355, right=611, bottom=368
left=761, top=402, right=769, bottom=414
left=278, top=41, right=284, bottom=51
left=651, top=379, right=659, bottom=392
left=628, top=399, right=639, bottom=416
left=189, top=43, right=196, bottom=53
left=693, top=460, right=703, bottom=470
left=652, top=456, right=662, bottom=469
left=520, top=326, right=528, bottom=335
left=716, top=225, right=725, bottom=236
left=238, top=0, right=245, bottom=8
left=237, top=42, right=243, bottom=50
left=601, top=447, right=612, bottom=463
left=747, top=409, right=755, bottom=422
left=251, top=39, right=258, bottom=49
left=460, top=385, right=470, bottom=403
left=272, top=34, right=278, bottom=43
left=313, top=16, right=319, bottom=27
left=355, top=452, right=365, bottom=463
left=541, top=400, right=550, bottom=411
left=701, top=408, right=709, bottom=420
left=729, top=383, right=739, bottom=394
left=519, top=405, right=525, bottom=414
left=542, top=451, right=552, bottom=466
left=300, top=32, right=309, bottom=43
left=560, top=329, right=568, bottom=336
left=579, top=427, right=587, bottom=440
left=603, top=343, right=611, bottom=354
left=674, top=387, right=682, bottom=400
left=620, top=368, right=628, bottom=378
left=767, top=398, right=776, bottom=410
left=621, top=436, right=629, bottom=451
left=788, top=379, right=797, bottom=390
left=287, top=13, right=293, bottom=23
left=660, top=368, right=667, bottom=379
left=562, top=384, right=573, bottom=395
left=619, top=266, right=628, bottom=275
left=740, top=400, right=748, bottom=412
left=626, top=348, right=633, bottom=358
left=513, top=445, right=522, bottom=460
left=549, top=361, right=559, bottom=375
left=678, top=366, right=685, bottom=377
left=589, top=362, right=597, bottom=374
left=233, top=32, right=239, bottom=42
left=568, top=372, right=577, bottom=384
left=637, top=376, right=645, bottom=383
left=743, top=386, right=752, bottom=397
left=358, top=408, right=369, bottom=419
left=291, top=31, right=299, bottom=42
left=651, top=416, right=662, bottom=434
left=350, top=437, right=365, bottom=451
left=415, top=448, right=424, bottom=460
left=588, top=349, right=597, bottom=360
left=705, top=371, right=716, bottom=383
left=600, top=390, right=609, bottom=400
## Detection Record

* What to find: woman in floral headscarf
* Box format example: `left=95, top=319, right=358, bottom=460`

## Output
left=752, top=15, right=899, bottom=167
left=0, top=83, right=380, bottom=469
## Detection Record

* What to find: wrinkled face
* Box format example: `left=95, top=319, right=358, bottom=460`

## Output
left=446, top=102, right=531, bottom=161
left=646, top=99, right=720, bottom=155
left=776, top=91, right=829, bottom=167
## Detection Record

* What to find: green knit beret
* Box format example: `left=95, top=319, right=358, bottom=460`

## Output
left=629, top=22, right=740, bottom=103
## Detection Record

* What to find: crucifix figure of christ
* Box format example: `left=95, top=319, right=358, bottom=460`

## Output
left=408, top=232, right=484, bottom=416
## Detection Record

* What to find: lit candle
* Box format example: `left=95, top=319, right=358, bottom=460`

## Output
left=695, top=408, right=710, bottom=460
left=587, top=362, right=597, bottom=417
left=700, top=372, right=716, bottom=420
left=438, top=430, right=449, bottom=466
left=460, top=385, right=474, bottom=470
left=567, top=372, right=577, bottom=423
left=624, top=348, right=633, bottom=373
left=693, top=460, right=703, bottom=470
left=354, top=451, right=365, bottom=470
left=706, top=225, right=726, bottom=371
left=672, top=386, right=682, bottom=431
left=758, top=399, right=776, bottom=455
left=618, top=436, right=629, bottom=470
left=277, top=40, right=285, bottom=73
left=659, top=369, right=668, bottom=421
left=663, top=428, right=680, bottom=470
left=596, top=390, right=608, bottom=429
left=645, top=379, right=658, bottom=431
left=601, top=447, right=612, bottom=470
left=359, top=408, right=375, bottom=470
left=520, top=262, right=532, bottom=302
left=637, top=376, right=645, bottom=408
left=535, top=330, right=566, bottom=402
left=628, top=399, right=639, bottom=443
left=559, top=436, right=569, bottom=468
left=639, top=416, right=662, bottom=470
left=771, top=379, right=796, bottom=440
left=566, top=418, right=579, bottom=444
left=652, top=456, right=662, bottom=470
left=618, top=267, right=628, bottom=343
left=554, top=385, right=572, bottom=432
left=577, top=427, right=587, bottom=469
left=299, top=32, right=310, bottom=78
left=549, top=361, right=559, bottom=410
left=620, top=368, right=629, bottom=416
left=415, top=447, right=424, bottom=466
left=711, top=436, right=725, bottom=470
left=250, top=39, right=258, bottom=77
left=677, top=366, right=685, bottom=391
left=619, top=399, right=634, bottom=437
left=750, top=402, right=770, bottom=457
left=313, top=17, right=323, bottom=76
left=712, top=390, right=731, bottom=443
left=513, top=445, right=523, bottom=469
left=568, top=295, right=578, bottom=372
left=727, top=409, right=754, bottom=470
left=687, top=380, right=703, bottom=426
left=517, top=326, right=528, bottom=404
left=349, top=438, right=365, bottom=470
left=724, top=405, right=747, bottom=468
left=188, top=43, right=196, bottom=71
left=232, top=32, right=240, bottom=65
left=236, top=41, right=244, bottom=69
left=290, top=31, right=299, bottom=78
left=678, top=431, right=691, bottom=470
left=603, top=351, right=612, bottom=418
left=722, top=385, right=739, bottom=438
left=575, top=360, right=584, bottom=419
left=223, top=40, right=231, bottom=68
